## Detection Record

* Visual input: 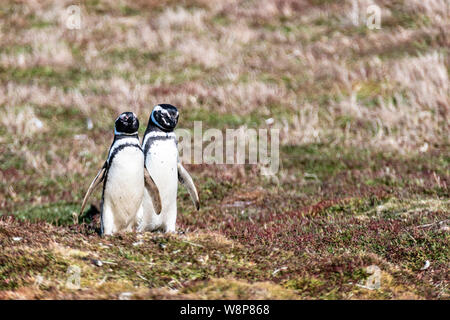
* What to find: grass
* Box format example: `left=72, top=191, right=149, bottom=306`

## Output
left=0, top=0, right=448, bottom=299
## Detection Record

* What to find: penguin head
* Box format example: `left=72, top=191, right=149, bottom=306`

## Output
left=149, top=104, right=179, bottom=132
left=115, top=112, right=139, bottom=135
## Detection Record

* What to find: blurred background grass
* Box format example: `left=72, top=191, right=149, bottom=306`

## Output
left=0, top=0, right=447, bottom=220
left=0, top=0, right=448, bottom=300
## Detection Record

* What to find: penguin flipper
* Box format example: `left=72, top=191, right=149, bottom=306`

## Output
left=144, top=166, right=162, bottom=215
left=78, top=162, right=107, bottom=221
left=178, top=163, right=200, bottom=210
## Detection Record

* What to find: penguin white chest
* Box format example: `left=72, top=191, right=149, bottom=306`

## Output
left=146, top=139, right=178, bottom=201
left=103, top=147, right=144, bottom=233
left=106, top=148, right=144, bottom=198
left=142, top=138, right=178, bottom=232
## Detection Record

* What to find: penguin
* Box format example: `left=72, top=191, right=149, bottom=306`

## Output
left=79, top=112, right=162, bottom=236
left=139, top=104, right=199, bottom=233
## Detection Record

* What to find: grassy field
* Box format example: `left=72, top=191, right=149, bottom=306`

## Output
left=0, top=0, right=448, bottom=299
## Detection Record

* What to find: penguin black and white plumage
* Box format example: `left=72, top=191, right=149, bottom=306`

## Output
left=140, top=104, right=199, bottom=233
left=79, top=112, right=161, bottom=236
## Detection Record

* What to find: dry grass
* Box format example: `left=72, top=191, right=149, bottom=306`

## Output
left=1, top=0, right=447, bottom=156
left=0, top=0, right=448, bottom=299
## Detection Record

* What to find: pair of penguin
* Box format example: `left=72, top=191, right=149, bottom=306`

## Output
left=79, top=104, right=199, bottom=236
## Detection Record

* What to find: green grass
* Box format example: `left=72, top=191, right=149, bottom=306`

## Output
left=12, top=203, right=78, bottom=226
left=0, top=0, right=448, bottom=300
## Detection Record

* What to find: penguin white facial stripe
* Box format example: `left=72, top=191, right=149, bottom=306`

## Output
left=153, top=105, right=167, bottom=114
left=151, top=105, right=178, bottom=130
left=161, top=117, right=170, bottom=126
left=160, top=108, right=171, bottom=118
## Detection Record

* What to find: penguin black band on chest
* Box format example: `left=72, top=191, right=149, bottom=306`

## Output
left=107, top=134, right=142, bottom=170
left=142, top=131, right=176, bottom=156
